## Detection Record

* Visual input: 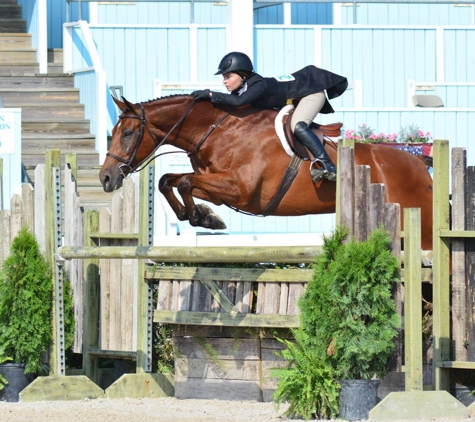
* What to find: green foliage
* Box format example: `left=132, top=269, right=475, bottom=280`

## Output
left=272, top=330, right=340, bottom=420
left=0, top=356, right=12, bottom=390
left=299, top=227, right=400, bottom=380
left=153, top=324, right=175, bottom=374
left=0, top=227, right=64, bottom=375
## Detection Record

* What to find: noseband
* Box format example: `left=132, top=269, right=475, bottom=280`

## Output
left=107, top=100, right=196, bottom=178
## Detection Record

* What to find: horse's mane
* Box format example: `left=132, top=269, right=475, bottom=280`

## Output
left=142, top=94, right=191, bottom=105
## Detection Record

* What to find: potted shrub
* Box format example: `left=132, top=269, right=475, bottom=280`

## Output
left=273, top=227, right=400, bottom=421
left=0, top=227, right=74, bottom=402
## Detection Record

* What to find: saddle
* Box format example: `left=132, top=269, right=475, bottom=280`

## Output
left=283, top=106, right=343, bottom=160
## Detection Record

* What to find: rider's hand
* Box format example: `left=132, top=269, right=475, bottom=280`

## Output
left=191, top=89, right=211, bottom=101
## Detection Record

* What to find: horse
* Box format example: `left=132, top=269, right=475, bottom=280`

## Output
left=99, top=95, right=433, bottom=250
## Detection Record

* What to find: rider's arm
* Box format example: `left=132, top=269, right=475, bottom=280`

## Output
left=210, top=77, right=268, bottom=107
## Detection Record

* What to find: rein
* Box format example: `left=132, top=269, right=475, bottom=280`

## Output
left=107, top=100, right=197, bottom=177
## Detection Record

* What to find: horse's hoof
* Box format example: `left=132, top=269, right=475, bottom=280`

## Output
left=205, top=213, right=227, bottom=230
left=196, top=203, right=214, bottom=216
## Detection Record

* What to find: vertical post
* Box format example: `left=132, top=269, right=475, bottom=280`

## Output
left=45, top=149, right=65, bottom=376
left=404, top=208, right=423, bottom=391
left=466, top=166, right=475, bottom=361
left=451, top=148, right=467, bottom=361
left=136, top=165, right=155, bottom=373
left=337, top=141, right=355, bottom=235
left=432, top=140, right=451, bottom=391
left=83, top=210, right=100, bottom=383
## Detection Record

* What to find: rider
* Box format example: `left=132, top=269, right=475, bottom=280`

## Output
left=191, top=52, right=348, bottom=182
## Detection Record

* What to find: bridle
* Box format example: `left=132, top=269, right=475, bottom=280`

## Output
left=107, top=100, right=196, bottom=178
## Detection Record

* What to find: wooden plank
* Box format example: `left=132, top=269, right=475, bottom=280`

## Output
left=99, top=208, right=112, bottom=350
left=34, top=164, right=46, bottom=253
left=174, top=377, right=261, bottom=401
left=108, top=191, right=123, bottom=350
left=10, top=193, right=22, bottom=240
left=21, top=183, right=34, bottom=232
left=171, top=280, right=180, bottom=311
left=278, top=282, right=289, bottom=315
left=263, top=282, right=280, bottom=314
left=83, top=210, right=100, bottom=384
left=64, top=159, right=84, bottom=354
left=157, top=280, right=172, bottom=311
left=287, top=283, right=305, bottom=315
left=436, top=361, right=475, bottom=369
left=256, top=281, right=265, bottom=314
left=174, top=337, right=259, bottom=360
left=369, top=183, right=385, bottom=232
left=190, top=280, right=201, bottom=311
left=121, top=177, right=136, bottom=352
left=0, top=210, right=11, bottom=263
left=451, top=147, right=467, bottom=361
left=200, top=279, right=239, bottom=314
left=175, top=357, right=259, bottom=380
left=466, top=165, right=475, bottom=361
left=386, top=202, right=403, bottom=371
left=155, top=310, right=300, bottom=328
left=339, top=146, right=355, bottom=235
left=145, top=266, right=313, bottom=282
left=404, top=208, right=423, bottom=391
left=354, top=165, right=370, bottom=242
left=178, top=281, right=192, bottom=311
left=432, top=140, right=451, bottom=391
left=241, top=281, right=252, bottom=313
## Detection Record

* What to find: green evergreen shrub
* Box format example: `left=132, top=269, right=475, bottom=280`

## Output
left=0, top=227, right=74, bottom=375
left=299, top=226, right=400, bottom=380
left=272, top=329, right=340, bottom=420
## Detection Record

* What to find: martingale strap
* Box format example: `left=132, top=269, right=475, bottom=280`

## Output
left=260, top=154, right=303, bottom=216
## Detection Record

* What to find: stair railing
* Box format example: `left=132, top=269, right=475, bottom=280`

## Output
left=17, top=0, right=47, bottom=73
left=63, top=20, right=108, bottom=163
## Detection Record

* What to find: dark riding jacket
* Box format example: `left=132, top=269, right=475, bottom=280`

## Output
left=210, top=65, right=348, bottom=114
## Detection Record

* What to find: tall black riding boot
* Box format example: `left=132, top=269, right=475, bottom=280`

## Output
left=294, top=121, right=337, bottom=182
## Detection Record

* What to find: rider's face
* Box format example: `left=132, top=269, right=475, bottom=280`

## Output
left=222, top=72, right=244, bottom=92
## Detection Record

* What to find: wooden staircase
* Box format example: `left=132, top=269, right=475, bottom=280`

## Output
left=0, top=0, right=113, bottom=209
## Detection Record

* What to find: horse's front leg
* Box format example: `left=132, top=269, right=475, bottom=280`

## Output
left=176, top=172, right=243, bottom=230
left=158, top=173, right=193, bottom=222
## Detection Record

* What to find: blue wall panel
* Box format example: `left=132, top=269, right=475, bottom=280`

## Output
left=254, top=4, right=283, bottom=24
left=444, top=29, right=475, bottom=82
left=341, top=4, right=474, bottom=25
left=197, top=28, right=227, bottom=81
left=292, top=3, right=333, bottom=24
left=254, top=27, right=314, bottom=75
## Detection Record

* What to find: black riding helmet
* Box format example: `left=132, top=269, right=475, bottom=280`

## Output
left=214, top=52, right=254, bottom=77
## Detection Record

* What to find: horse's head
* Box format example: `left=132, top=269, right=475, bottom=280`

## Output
left=100, top=96, right=166, bottom=192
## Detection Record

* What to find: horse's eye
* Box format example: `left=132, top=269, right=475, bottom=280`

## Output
left=122, top=130, right=134, bottom=141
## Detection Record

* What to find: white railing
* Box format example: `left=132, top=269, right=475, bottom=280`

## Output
left=17, top=0, right=47, bottom=73
left=63, top=20, right=108, bottom=163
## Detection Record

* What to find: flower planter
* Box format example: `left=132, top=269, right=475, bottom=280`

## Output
left=0, top=363, right=34, bottom=402
left=339, top=379, right=381, bottom=421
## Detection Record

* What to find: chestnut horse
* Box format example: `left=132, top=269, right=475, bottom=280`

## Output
left=99, top=95, right=433, bottom=250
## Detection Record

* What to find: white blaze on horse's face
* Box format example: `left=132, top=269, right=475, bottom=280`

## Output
left=222, top=72, right=244, bottom=92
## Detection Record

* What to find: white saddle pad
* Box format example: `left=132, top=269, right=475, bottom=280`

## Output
left=274, top=104, right=294, bottom=157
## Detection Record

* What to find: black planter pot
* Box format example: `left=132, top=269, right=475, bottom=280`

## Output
left=0, top=363, right=34, bottom=402
left=451, top=385, right=475, bottom=407
left=339, top=379, right=380, bottom=420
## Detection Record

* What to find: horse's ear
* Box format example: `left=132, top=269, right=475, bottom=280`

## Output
left=121, top=96, right=137, bottom=114
left=112, top=95, right=127, bottom=111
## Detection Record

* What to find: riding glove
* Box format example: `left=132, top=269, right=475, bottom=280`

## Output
left=191, top=89, right=211, bottom=101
